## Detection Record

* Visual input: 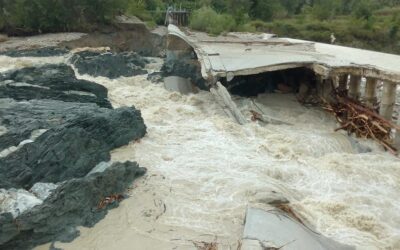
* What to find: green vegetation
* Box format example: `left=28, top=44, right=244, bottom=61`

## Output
left=0, top=0, right=127, bottom=34
left=1, top=0, right=400, bottom=53
left=190, top=7, right=236, bottom=35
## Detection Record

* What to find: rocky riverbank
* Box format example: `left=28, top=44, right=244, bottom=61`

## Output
left=0, top=47, right=150, bottom=249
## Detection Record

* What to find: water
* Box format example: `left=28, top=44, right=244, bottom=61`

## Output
left=0, top=52, right=399, bottom=250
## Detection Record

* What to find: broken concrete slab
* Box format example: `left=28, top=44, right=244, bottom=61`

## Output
left=242, top=207, right=354, bottom=250
left=167, top=25, right=400, bottom=85
left=210, top=82, right=247, bottom=125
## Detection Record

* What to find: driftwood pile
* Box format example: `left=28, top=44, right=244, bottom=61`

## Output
left=322, top=90, right=399, bottom=154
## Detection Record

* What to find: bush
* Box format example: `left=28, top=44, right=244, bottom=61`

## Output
left=245, top=20, right=272, bottom=32
left=126, top=0, right=165, bottom=24
left=189, top=7, right=236, bottom=35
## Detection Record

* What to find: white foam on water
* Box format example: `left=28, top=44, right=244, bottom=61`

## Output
left=44, top=70, right=400, bottom=250
left=0, top=55, right=66, bottom=73
left=1, top=53, right=396, bottom=249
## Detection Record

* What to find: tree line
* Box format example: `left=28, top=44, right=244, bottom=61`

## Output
left=1, top=0, right=400, bottom=53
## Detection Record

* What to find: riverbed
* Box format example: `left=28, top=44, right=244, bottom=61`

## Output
left=0, top=45, right=399, bottom=249
left=32, top=56, right=400, bottom=249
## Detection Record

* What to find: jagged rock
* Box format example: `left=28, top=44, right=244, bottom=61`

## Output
left=0, top=99, right=97, bottom=152
left=0, top=64, right=112, bottom=108
left=147, top=71, right=163, bottom=83
left=0, top=161, right=146, bottom=249
left=30, top=183, right=59, bottom=200
left=0, top=104, right=146, bottom=189
left=0, top=46, right=148, bottom=250
left=71, top=51, right=149, bottom=78
left=0, top=189, right=43, bottom=218
left=0, top=47, right=68, bottom=57
left=162, top=52, right=207, bottom=89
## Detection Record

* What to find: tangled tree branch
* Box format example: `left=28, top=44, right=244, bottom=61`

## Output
left=322, top=89, right=399, bottom=155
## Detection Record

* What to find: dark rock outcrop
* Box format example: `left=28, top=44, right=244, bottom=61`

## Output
left=71, top=51, right=149, bottom=78
left=163, top=35, right=206, bottom=89
left=0, top=49, right=148, bottom=249
left=0, top=64, right=112, bottom=108
left=0, top=161, right=146, bottom=250
left=0, top=47, right=68, bottom=57
left=147, top=71, right=163, bottom=83
left=0, top=103, right=146, bottom=189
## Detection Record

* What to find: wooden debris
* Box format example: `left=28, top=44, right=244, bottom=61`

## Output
left=250, top=110, right=292, bottom=125
left=97, top=194, right=124, bottom=210
left=322, top=90, right=400, bottom=154
left=193, top=241, right=218, bottom=250
left=273, top=203, right=305, bottom=226
left=250, top=100, right=293, bottom=125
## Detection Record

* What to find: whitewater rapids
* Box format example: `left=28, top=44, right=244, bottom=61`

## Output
left=1, top=54, right=398, bottom=250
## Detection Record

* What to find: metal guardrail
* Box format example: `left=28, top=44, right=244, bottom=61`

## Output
left=165, top=6, right=190, bottom=26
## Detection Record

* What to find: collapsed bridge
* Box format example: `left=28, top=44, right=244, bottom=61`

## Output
left=166, top=24, right=400, bottom=149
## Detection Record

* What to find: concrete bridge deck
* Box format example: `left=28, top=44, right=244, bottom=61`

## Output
left=167, top=24, right=400, bottom=83
left=166, top=24, right=400, bottom=147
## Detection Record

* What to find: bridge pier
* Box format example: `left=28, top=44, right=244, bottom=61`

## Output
left=338, top=74, right=348, bottom=92
left=365, top=78, right=378, bottom=108
left=316, top=77, right=334, bottom=102
left=349, top=75, right=361, bottom=100
left=379, top=81, right=397, bottom=120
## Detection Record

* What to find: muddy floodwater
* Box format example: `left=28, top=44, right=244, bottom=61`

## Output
left=0, top=52, right=399, bottom=250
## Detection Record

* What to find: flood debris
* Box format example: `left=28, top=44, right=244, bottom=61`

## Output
left=97, top=194, right=125, bottom=210
left=250, top=110, right=292, bottom=126
left=323, top=90, right=400, bottom=154
left=166, top=25, right=400, bottom=146
left=192, top=240, right=218, bottom=250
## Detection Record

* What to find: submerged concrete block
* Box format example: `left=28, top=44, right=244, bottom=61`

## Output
left=242, top=207, right=354, bottom=250
left=164, top=76, right=194, bottom=94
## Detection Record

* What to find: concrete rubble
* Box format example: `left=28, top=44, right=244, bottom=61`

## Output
left=242, top=207, right=355, bottom=250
